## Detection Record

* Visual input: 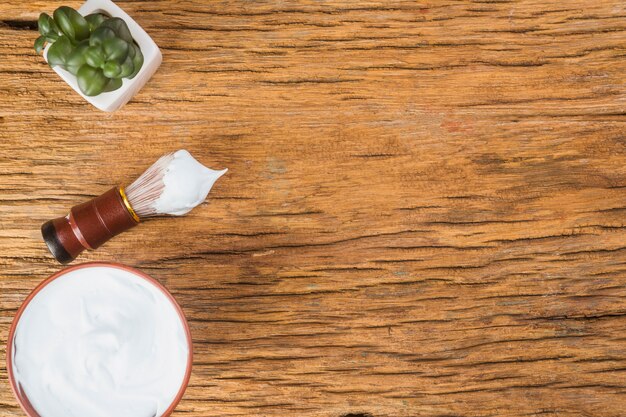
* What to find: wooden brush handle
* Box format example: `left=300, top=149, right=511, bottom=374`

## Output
left=41, top=187, right=139, bottom=264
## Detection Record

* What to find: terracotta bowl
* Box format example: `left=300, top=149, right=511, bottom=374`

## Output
left=6, top=262, right=193, bottom=417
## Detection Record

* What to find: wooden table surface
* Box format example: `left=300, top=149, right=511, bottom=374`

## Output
left=1, top=1, right=625, bottom=416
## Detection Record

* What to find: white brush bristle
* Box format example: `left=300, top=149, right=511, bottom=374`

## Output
left=125, top=152, right=176, bottom=218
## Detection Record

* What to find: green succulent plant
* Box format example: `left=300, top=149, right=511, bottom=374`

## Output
left=35, top=6, right=144, bottom=96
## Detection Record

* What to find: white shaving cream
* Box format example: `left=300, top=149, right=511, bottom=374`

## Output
left=11, top=266, right=189, bottom=417
left=154, top=150, right=227, bottom=215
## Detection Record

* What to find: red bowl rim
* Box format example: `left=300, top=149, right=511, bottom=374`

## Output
left=6, top=261, right=193, bottom=417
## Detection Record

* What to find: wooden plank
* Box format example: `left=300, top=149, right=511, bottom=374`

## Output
left=0, top=1, right=625, bottom=416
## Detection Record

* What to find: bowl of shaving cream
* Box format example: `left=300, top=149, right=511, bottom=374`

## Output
left=7, top=263, right=192, bottom=417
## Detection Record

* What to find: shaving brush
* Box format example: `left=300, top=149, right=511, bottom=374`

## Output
left=42, top=150, right=227, bottom=264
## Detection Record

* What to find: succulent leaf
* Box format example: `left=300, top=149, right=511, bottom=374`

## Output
left=118, top=55, right=135, bottom=78
left=77, top=65, right=109, bottom=96
left=45, top=32, right=60, bottom=42
left=84, top=45, right=106, bottom=68
left=46, top=35, right=73, bottom=68
left=84, top=13, right=108, bottom=31
left=103, top=77, right=123, bottom=92
left=98, top=17, right=133, bottom=43
left=65, top=41, right=90, bottom=75
left=34, top=36, right=46, bottom=54
left=53, top=6, right=90, bottom=42
left=52, top=11, right=73, bottom=40
left=89, top=26, right=116, bottom=47
left=128, top=43, right=143, bottom=79
left=127, top=43, right=136, bottom=58
left=103, top=60, right=122, bottom=78
left=102, top=37, right=129, bottom=62
left=38, top=13, right=58, bottom=37
left=53, top=9, right=74, bottom=40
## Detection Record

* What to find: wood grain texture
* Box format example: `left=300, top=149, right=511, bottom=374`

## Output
left=1, top=0, right=625, bottom=416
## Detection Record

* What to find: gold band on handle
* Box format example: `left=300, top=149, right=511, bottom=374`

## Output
left=119, top=186, right=141, bottom=223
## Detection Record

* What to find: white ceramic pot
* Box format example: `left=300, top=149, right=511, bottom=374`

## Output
left=43, top=0, right=162, bottom=112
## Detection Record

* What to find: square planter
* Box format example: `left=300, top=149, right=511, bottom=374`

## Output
left=43, top=0, right=162, bottom=112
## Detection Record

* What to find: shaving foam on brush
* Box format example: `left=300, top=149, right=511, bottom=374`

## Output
left=42, top=150, right=227, bottom=264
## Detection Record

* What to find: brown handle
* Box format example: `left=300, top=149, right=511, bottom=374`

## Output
left=41, top=187, right=139, bottom=264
